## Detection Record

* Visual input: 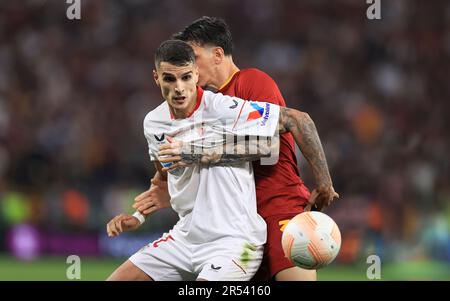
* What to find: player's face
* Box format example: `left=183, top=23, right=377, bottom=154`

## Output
left=188, top=43, right=217, bottom=89
left=154, top=62, right=199, bottom=115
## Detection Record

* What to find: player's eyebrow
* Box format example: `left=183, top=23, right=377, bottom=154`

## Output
left=161, top=71, right=192, bottom=77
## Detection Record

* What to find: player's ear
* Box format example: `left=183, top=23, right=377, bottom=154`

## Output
left=193, top=64, right=200, bottom=83
left=194, top=64, right=199, bottom=76
left=153, top=69, right=160, bottom=87
left=213, top=47, right=225, bottom=65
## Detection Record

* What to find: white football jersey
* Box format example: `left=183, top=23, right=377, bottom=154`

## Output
left=143, top=87, right=280, bottom=246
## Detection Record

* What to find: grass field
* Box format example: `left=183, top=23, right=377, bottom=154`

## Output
left=0, top=255, right=449, bottom=281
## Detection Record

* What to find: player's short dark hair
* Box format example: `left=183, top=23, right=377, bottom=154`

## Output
left=172, top=16, right=233, bottom=55
left=154, top=40, right=195, bottom=68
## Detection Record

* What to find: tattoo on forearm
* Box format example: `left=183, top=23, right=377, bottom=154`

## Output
left=180, top=137, right=274, bottom=165
left=208, top=153, right=262, bottom=165
left=180, top=153, right=202, bottom=164
left=281, top=107, right=332, bottom=188
left=279, top=107, right=295, bottom=133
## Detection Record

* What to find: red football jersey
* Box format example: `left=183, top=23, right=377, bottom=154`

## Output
left=219, top=68, right=310, bottom=218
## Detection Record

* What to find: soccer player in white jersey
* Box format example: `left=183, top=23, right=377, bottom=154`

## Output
left=106, top=39, right=335, bottom=281
left=106, top=40, right=281, bottom=281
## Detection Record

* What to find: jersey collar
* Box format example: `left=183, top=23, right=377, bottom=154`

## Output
left=218, top=70, right=239, bottom=92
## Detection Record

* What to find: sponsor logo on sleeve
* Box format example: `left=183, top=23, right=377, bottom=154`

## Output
left=246, top=102, right=271, bottom=126
left=246, top=102, right=265, bottom=121
left=260, top=103, right=271, bottom=126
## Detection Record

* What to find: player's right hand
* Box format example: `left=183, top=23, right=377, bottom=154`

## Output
left=305, top=186, right=339, bottom=212
left=132, top=178, right=171, bottom=215
left=158, top=141, right=191, bottom=172
left=106, top=214, right=141, bottom=237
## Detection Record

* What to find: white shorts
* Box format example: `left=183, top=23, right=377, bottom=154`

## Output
left=129, top=232, right=263, bottom=281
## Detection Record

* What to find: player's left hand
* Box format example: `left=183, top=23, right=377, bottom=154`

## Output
left=305, top=186, right=339, bottom=212
left=158, top=141, right=192, bottom=172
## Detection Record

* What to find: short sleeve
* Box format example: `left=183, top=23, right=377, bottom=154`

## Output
left=207, top=93, right=280, bottom=138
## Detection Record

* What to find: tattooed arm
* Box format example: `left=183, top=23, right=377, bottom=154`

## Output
left=277, top=107, right=338, bottom=210
left=278, top=108, right=331, bottom=187
left=158, top=109, right=329, bottom=184
left=157, top=107, right=338, bottom=210
left=157, top=108, right=329, bottom=182
left=158, top=137, right=276, bottom=166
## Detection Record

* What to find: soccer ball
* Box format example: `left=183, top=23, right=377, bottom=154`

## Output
left=281, top=211, right=341, bottom=269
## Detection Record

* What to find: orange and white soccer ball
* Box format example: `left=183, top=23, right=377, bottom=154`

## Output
left=281, top=211, right=341, bottom=270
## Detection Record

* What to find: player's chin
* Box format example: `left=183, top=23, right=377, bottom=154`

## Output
left=170, top=99, right=188, bottom=110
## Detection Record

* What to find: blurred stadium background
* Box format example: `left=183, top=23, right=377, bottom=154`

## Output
left=0, top=0, right=449, bottom=280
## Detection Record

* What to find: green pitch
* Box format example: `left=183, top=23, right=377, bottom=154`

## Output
left=0, top=255, right=448, bottom=281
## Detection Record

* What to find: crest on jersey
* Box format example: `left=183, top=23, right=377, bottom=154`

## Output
left=246, top=102, right=265, bottom=121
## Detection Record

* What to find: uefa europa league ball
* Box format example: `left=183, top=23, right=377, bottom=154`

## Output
left=282, top=211, right=341, bottom=269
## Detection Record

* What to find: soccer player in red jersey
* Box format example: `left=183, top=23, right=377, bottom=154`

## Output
left=114, top=17, right=338, bottom=281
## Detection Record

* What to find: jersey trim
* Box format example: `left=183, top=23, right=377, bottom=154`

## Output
left=219, top=70, right=240, bottom=92
left=232, top=101, right=247, bottom=130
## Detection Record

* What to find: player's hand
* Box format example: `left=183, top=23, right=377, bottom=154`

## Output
left=132, top=178, right=171, bottom=215
left=106, top=214, right=141, bottom=237
left=305, top=186, right=339, bottom=212
left=158, top=141, right=192, bottom=172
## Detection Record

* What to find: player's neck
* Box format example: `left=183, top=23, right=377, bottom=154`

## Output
left=212, top=59, right=239, bottom=92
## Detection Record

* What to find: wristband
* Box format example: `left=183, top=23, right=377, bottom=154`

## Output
left=132, top=211, right=146, bottom=225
